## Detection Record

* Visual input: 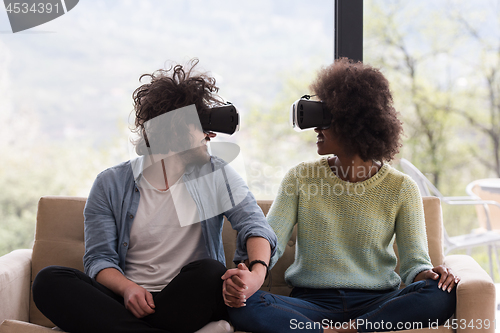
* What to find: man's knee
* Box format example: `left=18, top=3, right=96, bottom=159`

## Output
left=179, top=258, right=227, bottom=289
left=34, top=266, right=65, bottom=291
left=33, top=266, right=71, bottom=308
left=33, top=266, right=85, bottom=294
left=183, top=259, right=226, bottom=277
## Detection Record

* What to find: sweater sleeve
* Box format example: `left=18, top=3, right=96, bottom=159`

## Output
left=395, top=177, right=433, bottom=285
left=268, top=166, right=300, bottom=269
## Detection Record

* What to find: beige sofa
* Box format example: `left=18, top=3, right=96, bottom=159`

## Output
left=0, top=196, right=496, bottom=333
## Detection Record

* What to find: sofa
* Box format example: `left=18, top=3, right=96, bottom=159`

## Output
left=0, top=196, right=496, bottom=333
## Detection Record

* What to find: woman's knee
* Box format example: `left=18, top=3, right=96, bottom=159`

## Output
left=228, top=291, right=307, bottom=332
left=227, top=291, right=267, bottom=328
left=229, top=291, right=275, bottom=316
left=423, top=279, right=457, bottom=321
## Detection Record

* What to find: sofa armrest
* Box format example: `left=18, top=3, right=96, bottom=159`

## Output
left=443, top=255, right=496, bottom=333
left=0, top=249, right=32, bottom=323
left=0, top=319, right=57, bottom=333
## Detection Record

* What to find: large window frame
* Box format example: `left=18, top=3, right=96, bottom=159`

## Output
left=334, top=0, right=363, bottom=62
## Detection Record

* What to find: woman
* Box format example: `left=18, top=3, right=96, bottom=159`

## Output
left=224, top=58, right=458, bottom=333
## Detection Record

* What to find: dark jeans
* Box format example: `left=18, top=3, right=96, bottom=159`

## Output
left=32, top=259, right=228, bottom=333
left=228, top=278, right=456, bottom=333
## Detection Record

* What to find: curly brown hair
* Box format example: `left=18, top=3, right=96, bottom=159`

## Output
left=310, top=58, right=403, bottom=163
left=131, top=58, right=224, bottom=154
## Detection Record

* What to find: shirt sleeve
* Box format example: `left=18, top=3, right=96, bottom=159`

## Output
left=83, top=172, right=123, bottom=279
left=220, top=163, right=277, bottom=264
left=395, top=176, right=433, bottom=285
left=267, top=166, right=300, bottom=269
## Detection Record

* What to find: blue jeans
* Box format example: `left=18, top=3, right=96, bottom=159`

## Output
left=228, top=279, right=456, bottom=333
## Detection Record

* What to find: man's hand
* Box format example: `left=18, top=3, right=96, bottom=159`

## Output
left=414, top=265, right=460, bottom=293
left=221, top=262, right=266, bottom=308
left=95, top=268, right=156, bottom=318
left=123, top=284, right=156, bottom=318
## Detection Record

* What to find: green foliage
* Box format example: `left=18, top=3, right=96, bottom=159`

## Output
left=363, top=3, right=500, bottom=278
left=0, top=110, right=127, bottom=257
left=242, top=68, right=319, bottom=199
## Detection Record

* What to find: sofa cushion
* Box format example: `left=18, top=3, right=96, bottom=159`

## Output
left=420, top=196, right=444, bottom=267
left=30, top=197, right=87, bottom=328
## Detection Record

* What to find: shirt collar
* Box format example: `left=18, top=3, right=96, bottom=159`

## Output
left=131, top=155, right=214, bottom=184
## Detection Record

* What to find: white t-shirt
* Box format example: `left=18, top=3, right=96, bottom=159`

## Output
left=124, top=176, right=210, bottom=292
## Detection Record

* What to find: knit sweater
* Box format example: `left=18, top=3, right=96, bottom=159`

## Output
left=268, top=157, right=433, bottom=290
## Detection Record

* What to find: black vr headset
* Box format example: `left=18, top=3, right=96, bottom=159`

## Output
left=199, top=102, right=240, bottom=135
left=290, top=95, right=332, bottom=131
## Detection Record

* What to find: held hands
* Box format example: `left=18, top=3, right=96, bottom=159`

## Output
left=123, top=283, right=156, bottom=318
left=414, top=265, right=460, bottom=293
left=221, top=262, right=266, bottom=308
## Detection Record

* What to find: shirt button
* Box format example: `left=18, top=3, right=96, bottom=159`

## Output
left=123, top=242, right=128, bottom=247
left=129, top=214, right=134, bottom=219
left=135, top=188, right=138, bottom=192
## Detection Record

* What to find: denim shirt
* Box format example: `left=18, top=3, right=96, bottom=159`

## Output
left=83, top=155, right=277, bottom=279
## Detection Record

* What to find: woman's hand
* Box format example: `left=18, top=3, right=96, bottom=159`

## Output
left=221, top=263, right=266, bottom=308
left=414, top=265, right=460, bottom=293
left=221, top=274, right=247, bottom=308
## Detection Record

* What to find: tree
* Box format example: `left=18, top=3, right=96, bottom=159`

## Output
left=446, top=2, right=500, bottom=177
left=364, top=1, right=468, bottom=190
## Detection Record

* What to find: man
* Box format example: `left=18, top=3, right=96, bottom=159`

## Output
left=33, top=59, right=276, bottom=333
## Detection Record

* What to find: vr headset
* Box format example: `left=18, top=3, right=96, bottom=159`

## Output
left=290, top=95, right=332, bottom=131
left=199, top=102, right=240, bottom=135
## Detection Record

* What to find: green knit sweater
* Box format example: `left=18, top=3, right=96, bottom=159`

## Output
left=268, top=157, right=433, bottom=290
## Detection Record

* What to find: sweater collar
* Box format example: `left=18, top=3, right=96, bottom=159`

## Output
left=320, top=157, right=390, bottom=190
